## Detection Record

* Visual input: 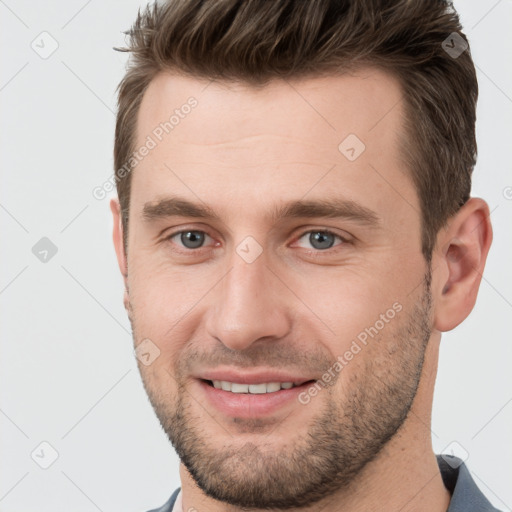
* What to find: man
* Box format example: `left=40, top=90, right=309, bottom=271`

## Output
left=110, top=1, right=499, bottom=511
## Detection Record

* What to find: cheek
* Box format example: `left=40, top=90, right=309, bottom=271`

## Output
left=138, top=358, right=179, bottom=412
left=290, top=266, right=403, bottom=345
left=129, top=258, right=205, bottom=322
left=127, top=264, right=212, bottom=367
left=127, top=242, right=419, bottom=369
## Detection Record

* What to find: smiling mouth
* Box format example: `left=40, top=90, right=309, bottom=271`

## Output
left=202, top=379, right=316, bottom=394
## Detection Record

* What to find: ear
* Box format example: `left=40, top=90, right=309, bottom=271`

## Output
left=433, top=197, right=493, bottom=332
left=110, top=198, right=130, bottom=312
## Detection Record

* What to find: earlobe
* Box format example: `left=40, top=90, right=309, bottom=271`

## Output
left=433, top=198, right=493, bottom=332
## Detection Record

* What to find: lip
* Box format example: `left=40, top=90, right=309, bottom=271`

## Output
left=196, top=368, right=316, bottom=386
left=195, top=377, right=317, bottom=419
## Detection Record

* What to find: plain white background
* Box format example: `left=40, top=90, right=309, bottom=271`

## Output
left=1, top=1, right=511, bottom=511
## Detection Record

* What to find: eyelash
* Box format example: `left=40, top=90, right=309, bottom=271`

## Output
left=163, top=228, right=350, bottom=256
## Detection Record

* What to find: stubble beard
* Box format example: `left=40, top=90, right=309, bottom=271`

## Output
left=131, top=268, right=433, bottom=509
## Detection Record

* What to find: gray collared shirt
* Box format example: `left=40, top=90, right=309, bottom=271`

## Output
left=147, top=455, right=502, bottom=511
left=437, top=455, right=502, bottom=511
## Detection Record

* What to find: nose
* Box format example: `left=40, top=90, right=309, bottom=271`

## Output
left=206, top=250, right=291, bottom=351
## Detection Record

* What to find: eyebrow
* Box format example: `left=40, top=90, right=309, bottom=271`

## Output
left=142, top=196, right=381, bottom=228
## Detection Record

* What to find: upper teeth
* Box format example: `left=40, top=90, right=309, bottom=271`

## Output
left=212, top=381, right=297, bottom=394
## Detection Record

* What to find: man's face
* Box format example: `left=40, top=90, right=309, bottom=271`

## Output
left=118, top=69, right=434, bottom=508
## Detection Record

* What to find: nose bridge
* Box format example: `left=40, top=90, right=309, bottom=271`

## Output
left=207, top=247, right=290, bottom=351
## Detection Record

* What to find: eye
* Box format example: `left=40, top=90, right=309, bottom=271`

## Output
left=166, top=230, right=214, bottom=250
left=294, top=229, right=348, bottom=252
left=163, top=227, right=349, bottom=255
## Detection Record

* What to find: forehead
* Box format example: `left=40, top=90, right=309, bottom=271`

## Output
left=137, top=67, right=404, bottom=146
left=130, top=68, right=418, bottom=229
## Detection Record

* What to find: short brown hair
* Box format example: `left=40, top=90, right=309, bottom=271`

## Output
left=114, top=0, right=478, bottom=263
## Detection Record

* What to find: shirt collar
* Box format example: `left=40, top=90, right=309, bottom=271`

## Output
left=437, top=454, right=501, bottom=511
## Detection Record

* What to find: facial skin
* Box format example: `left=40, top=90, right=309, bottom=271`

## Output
left=111, top=69, right=492, bottom=511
